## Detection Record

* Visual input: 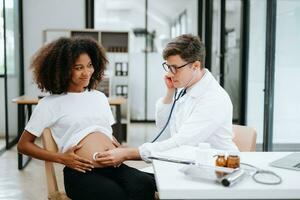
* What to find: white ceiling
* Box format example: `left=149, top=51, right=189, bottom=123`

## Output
left=102, top=0, right=194, bottom=21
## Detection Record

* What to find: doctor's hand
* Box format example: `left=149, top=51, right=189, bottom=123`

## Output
left=94, top=148, right=126, bottom=167
left=163, top=75, right=176, bottom=104
left=59, top=145, right=94, bottom=173
left=164, top=75, right=175, bottom=90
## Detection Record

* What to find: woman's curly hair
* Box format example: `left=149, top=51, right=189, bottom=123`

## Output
left=31, top=37, right=108, bottom=94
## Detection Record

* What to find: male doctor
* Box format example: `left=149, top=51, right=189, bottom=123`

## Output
left=95, top=34, right=238, bottom=166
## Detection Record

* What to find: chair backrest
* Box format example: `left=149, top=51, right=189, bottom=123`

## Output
left=232, top=125, right=257, bottom=152
left=41, top=128, right=69, bottom=200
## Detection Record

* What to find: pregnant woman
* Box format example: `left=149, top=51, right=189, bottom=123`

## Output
left=17, top=37, right=156, bottom=200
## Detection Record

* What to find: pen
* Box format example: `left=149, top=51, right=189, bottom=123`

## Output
left=148, top=156, right=195, bottom=165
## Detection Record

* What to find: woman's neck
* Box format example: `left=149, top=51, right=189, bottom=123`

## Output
left=68, top=87, right=85, bottom=93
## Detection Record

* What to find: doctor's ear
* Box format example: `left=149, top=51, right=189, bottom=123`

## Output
left=192, top=61, right=201, bottom=70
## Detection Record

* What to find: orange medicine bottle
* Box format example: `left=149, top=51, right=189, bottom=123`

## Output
left=227, top=153, right=240, bottom=169
left=215, top=153, right=227, bottom=167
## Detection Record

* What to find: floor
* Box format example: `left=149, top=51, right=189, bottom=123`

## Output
left=0, top=123, right=157, bottom=200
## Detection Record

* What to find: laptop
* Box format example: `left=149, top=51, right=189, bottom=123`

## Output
left=270, top=153, right=300, bottom=171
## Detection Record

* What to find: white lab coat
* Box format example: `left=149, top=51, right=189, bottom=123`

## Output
left=139, top=69, right=239, bottom=161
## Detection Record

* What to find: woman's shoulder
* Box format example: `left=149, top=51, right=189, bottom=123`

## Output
left=87, top=89, right=107, bottom=98
left=35, top=94, right=61, bottom=111
left=40, top=93, right=65, bottom=101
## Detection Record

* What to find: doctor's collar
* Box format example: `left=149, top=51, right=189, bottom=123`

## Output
left=185, top=68, right=211, bottom=98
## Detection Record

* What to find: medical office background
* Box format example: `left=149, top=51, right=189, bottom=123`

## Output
left=0, top=0, right=300, bottom=156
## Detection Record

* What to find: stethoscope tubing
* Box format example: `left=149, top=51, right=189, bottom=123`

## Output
left=151, top=88, right=186, bottom=143
left=240, top=163, right=282, bottom=185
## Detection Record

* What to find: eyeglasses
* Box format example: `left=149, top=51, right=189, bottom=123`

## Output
left=162, top=62, right=193, bottom=74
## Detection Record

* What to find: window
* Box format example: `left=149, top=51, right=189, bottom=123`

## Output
left=171, top=10, right=187, bottom=38
left=246, top=0, right=266, bottom=145
left=5, top=0, right=18, bottom=75
left=0, top=0, right=4, bottom=75
left=273, top=0, right=300, bottom=149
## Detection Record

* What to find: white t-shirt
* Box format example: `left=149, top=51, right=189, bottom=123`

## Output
left=25, top=90, right=115, bottom=153
left=139, top=69, right=239, bottom=161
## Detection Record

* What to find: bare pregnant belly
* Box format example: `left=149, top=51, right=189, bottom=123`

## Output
left=75, top=132, right=115, bottom=168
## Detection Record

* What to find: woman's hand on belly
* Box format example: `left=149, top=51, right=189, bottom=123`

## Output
left=60, top=144, right=94, bottom=173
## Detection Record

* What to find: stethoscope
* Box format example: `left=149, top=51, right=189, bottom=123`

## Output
left=151, top=70, right=198, bottom=143
left=240, top=163, right=282, bottom=185
left=151, top=88, right=186, bottom=142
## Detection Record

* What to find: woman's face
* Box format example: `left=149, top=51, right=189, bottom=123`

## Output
left=68, top=53, right=94, bottom=92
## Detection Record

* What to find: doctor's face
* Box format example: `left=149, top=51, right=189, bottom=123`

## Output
left=164, top=55, right=195, bottom=88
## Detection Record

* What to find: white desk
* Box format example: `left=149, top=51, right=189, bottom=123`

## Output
left=152, top=146, right=300, bottom=199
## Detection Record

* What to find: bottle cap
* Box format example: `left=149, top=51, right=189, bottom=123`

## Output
left=228, top=151, right=240, bottom=156
left=215, top=150, right=226, bottom=156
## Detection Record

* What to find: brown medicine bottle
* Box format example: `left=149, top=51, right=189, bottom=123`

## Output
left=215, top=153, right=227, bottom=167
left=227, top=153, right=240, bottom=169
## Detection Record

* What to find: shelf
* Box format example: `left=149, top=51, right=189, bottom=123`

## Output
left=101, top=32, right=129, bottom=53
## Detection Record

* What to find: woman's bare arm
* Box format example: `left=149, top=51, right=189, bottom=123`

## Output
left=17, top=130, right=94, bottom=172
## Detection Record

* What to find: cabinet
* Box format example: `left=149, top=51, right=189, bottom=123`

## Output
left=43, top=29, right=130, bottom=142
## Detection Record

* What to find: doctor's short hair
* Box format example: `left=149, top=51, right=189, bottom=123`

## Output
left=163, top=34, right=206, bottom=68
left=30, top=36, right=108, bottom=94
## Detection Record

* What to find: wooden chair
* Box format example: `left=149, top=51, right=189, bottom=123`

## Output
left=41, top=128, right=69, bottom=200
left=232, top=125, right=257, bottom=152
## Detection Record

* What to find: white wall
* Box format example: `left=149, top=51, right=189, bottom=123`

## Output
left=23, top=0, right=85, bottom=97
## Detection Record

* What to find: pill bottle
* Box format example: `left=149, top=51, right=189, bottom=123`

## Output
left=227, top=153, right=240, bottom=169
left=215, top=153, right=227, bottom=167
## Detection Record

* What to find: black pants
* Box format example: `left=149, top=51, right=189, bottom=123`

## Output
left=63, top=164, right=156, bottom=200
